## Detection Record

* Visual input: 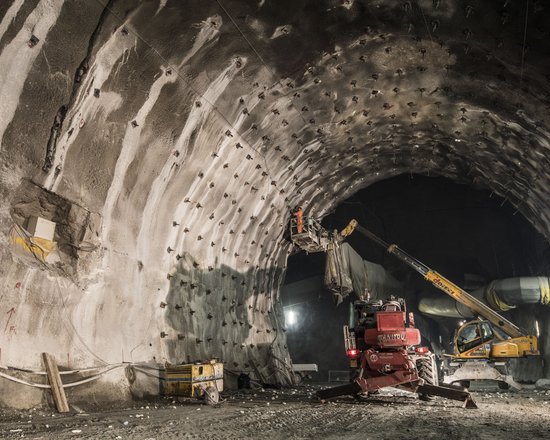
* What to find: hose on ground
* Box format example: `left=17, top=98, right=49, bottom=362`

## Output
left=0, top=363, right=159, bottom=389
left=0, top=363, right=128, bottom=375
left=0, top=370, right=51, bottom=389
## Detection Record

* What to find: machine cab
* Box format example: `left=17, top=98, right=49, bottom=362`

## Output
left=455, top=321, right=495, bottom=357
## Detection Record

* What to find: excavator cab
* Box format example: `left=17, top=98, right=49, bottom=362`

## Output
left=455, top=321, right=495, bottom=357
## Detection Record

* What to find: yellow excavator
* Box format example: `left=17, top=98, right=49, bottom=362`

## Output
left=340, top=219, right=539, bottom=389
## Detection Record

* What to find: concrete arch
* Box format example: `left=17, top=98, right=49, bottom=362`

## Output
left=0, top=0, right=549, bottom=407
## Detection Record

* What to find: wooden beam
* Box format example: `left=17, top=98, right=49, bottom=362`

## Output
left=42, top=353, right=69, bottom=413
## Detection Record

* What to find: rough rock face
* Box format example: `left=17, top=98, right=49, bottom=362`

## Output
left=0, top=0, right=549, bottom=408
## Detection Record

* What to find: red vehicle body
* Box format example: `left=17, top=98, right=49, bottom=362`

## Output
left=343, top=297, right=434, bottom=393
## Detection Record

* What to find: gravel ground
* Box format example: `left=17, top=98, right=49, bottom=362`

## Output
left=1, top=384, right=549, bottom=440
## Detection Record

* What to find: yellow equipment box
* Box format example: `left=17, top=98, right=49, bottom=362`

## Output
left=159, top=360, right=223, bottom=402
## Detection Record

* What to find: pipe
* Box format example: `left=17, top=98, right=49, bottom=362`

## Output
left=418, top=276, right=550, bottom=318
left=0, top=363, right=160, bottom=389
left=418, top=297, right=474, bottom=318
left=485, top=277, right=550, bottom=309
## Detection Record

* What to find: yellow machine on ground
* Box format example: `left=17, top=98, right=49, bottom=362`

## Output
left=159, top=359, right=223, bottom=404
left=341, top=219, right=539, bottom=389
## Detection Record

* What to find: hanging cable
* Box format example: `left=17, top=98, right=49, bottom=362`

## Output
left=214, top=0, right=311, bottom=128
left=417, top=1, right=434, bottom=43
left=519, top=0, right=529, bottom=87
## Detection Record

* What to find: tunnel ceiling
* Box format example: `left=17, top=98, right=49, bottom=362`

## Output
left=288, top=174, right=548, bottom=287
left=1, top=0, right=550, bottom=236
left=0, top=0, right=550, bottom=404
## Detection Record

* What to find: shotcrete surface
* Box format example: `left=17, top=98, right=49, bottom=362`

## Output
left=1, top=0, right=550, bottom=408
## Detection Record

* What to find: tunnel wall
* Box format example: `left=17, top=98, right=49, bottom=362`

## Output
left=1, top=0, right=550, bottom=408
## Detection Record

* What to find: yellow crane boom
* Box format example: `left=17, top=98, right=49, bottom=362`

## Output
left=343, top=219, right=525, bottom=339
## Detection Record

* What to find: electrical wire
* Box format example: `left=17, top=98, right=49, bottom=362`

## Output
left=417, top=1, right=433, bottom=43
left=224, top=368, right=261, bottom=385
left=519, top=0, right=529, bottom=87
left=0, top=371, right=50, bottom=389
left=214, top=0, right=311, bottom=130
left=0, top=364, right=124, bottom=389
left=214, top=0, right=269, bottom=70
left=0, top=363, right=127, bottom=376
left=131, top=366, right=161, bottom=380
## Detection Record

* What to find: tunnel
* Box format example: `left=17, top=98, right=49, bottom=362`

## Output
left=282, top=174, right=549, bottom=381
left=1, top=0, right=550, bottom=435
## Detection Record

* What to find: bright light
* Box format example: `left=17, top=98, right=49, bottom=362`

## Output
left=535, top=320, right=540, bottom=337
left=285, top=310, right=297, bottom=326
left=347, top=349, right=359, bottom=358
left=458, top=320, right=466, bottom=326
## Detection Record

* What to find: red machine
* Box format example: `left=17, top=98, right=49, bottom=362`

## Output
left=345, top=297, right=430, bottom=392
left=318, top=297, right=477, bottom=408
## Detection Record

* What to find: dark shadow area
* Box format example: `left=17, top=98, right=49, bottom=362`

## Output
left=162, top=253, right=292, bottom=385
left=323, top=174, right=548, bottom=282
left=281, top=277, right=351, bottom=381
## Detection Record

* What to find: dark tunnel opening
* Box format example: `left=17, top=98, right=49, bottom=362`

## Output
left=282, top=174, right=550, bottom=381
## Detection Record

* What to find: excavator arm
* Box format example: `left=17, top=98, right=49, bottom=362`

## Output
left=343, top=219, right=526, bottom=340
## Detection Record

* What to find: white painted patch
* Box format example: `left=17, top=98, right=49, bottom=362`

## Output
left=0, top=0, right=25, bottom=42
left=0, top=0, right=65, bottom=152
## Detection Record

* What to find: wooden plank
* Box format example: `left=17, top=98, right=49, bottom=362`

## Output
left=42, top=353, right=69, bottom=413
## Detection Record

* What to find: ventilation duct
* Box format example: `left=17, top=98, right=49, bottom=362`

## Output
left=419, top=277, right=550, bottom=318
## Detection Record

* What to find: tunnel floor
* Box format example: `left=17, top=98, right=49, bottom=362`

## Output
left=1, top=385, right=549, bottom=440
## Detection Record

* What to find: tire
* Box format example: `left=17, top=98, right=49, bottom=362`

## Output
left=498, top=381, right=510, bottom=390
left=416, top=355, right=438, bottom=401
left=416, top=356, right=438, bottom=386
left=204, top=386, right=220, bottom=405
